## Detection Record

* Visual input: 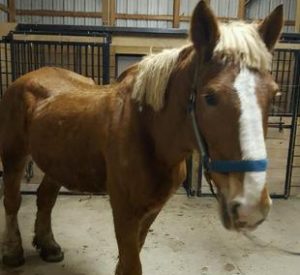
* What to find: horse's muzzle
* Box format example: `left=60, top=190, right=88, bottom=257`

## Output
left=219, top=195, right=271, bottom=231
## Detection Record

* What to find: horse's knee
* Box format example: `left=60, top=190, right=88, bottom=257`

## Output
left=3, top=194, right=22, bottom=214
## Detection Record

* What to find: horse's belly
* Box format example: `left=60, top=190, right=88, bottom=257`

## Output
left=29, top=97, right=108, bottom=193
left=32, top=145, right=107, bottom=193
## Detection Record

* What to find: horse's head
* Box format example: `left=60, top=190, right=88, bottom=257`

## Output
left=190, top=1, right=283, bottom=231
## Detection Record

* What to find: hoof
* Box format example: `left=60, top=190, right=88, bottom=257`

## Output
left=2, top=254, right=25, bottom=267
left=33, top=236, right=64, bottom=263
left=40, top=247, right=64, bottom=263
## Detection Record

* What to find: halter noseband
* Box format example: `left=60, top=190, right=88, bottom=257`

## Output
left=188, top=57, right=268, bottom=195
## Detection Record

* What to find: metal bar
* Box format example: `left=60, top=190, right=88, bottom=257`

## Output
left=27, top=41, right=32, bottom=72
left=21, top=42, right=26, bottom=75
left=5, top=41, right=10, bottom=86
left=78, top=44, right=82, bottom=74
left=47, top=44, right=51, bottom=67
left=73, top=45, right=77, bottom=73
left=60, top=44, right=64, bottom=67
left=67, top=44, right=71, bottom=70
left=197, top=162, right=203, bottom=197
left=97, top=46, right=101, bottom=84
left=185, top=156, right=194, bottom=196
left=85, top=45, right=88, bottom=76
left=102, top=42, right=110, bottom=84
left=54, top=44, right=57, bottom=67
left=0, top=41, right=3, bottom=97
left=34, top=43, right=39, bottom=70
left=284, top=51, right=300, bottom=198
left=276, top=51, right=283, bottom=114
left=91, top=45, right=95, bottom=80
left=284, top=51, right=293, bottom=113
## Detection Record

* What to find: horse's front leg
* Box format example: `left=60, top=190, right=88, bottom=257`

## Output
left=111, top=199, right=142, bottom=275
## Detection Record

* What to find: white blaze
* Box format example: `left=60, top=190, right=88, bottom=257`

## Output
left=234, top=67, right=267, bottom=205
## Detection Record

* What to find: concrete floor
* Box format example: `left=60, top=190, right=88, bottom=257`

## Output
left=0, top=195, right=300, bottom=275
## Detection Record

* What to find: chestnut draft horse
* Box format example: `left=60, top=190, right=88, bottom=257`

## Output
left=0, top=1, right=283, bottom=274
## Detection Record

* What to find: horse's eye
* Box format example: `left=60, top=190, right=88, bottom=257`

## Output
left=204, top=93, right=218, bottom=106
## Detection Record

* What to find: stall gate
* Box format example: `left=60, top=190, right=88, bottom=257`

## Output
left=1, top=31, right=111, bottom=96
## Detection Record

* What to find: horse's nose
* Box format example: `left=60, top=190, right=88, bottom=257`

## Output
left=229, top=200, right=270, bottom=230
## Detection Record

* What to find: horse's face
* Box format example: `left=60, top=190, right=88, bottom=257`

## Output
left=190, top=1, right=283, bottom=231
left=198, top=65, right=278, bottom=230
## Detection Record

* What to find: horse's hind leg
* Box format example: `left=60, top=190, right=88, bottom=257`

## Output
left=1, top=153, right=27, bottom=267
left=33, top=175, right=63, bottom=262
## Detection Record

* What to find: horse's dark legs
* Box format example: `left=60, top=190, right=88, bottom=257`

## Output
left=33, top=175, right=63, bottom=262
left=1, top=153, right=27, bottom=267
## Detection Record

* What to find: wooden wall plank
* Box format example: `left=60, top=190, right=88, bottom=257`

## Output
left=7, top=0, right=16, bottom=22
left=110, top=0, right=116, bottom=26
left=173, top=0, right=180, bottom=28
left=296, top=0, right=300, bottom=32
left=238, top=0, right=245, bottom=19
left=17, top=10, right=102, bottom=18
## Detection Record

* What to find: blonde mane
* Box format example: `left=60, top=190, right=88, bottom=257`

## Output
left=132, top=21, right=272, bottom=111
left=214, top=22, right=272, bottom=71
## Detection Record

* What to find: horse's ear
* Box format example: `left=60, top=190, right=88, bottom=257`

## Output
left=258, top=5, right=283, bottom=50
left=190, top=0, right=220, bottom=61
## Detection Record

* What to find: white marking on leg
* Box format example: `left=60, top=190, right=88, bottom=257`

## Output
left=234, top=67, right=267, bottom=205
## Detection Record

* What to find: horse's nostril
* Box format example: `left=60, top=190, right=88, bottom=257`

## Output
left=231, top=202, right=241, bottom=218
left=236, top=221, right=247, bottom=228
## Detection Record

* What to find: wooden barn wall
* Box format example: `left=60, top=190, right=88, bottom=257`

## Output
left=0, top=0, right=298, bottom=32
left=0, top=0, right=8, bottom=23
left=116, top=0, right=173, bottom=28
left=246, top=0, right=296, bottom=32
left=15, top=0, right=102, bottom=25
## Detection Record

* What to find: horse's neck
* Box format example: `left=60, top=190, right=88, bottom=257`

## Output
left=148, top=62, right=196, bottom=166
